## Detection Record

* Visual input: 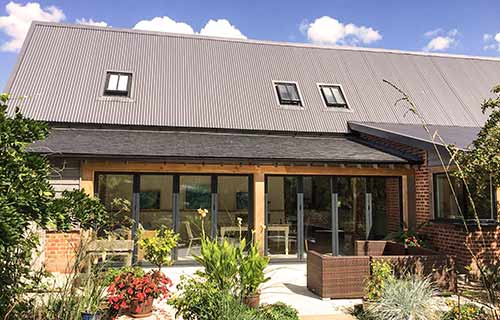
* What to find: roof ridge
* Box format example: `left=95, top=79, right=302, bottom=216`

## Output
left=32, top=21, right=500, bottom=62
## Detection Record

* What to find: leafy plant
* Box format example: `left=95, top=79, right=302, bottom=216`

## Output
left=256, top=303, right=299, bottom=320
left=139, top=226, right=179, bottom=270
left=240, top=240, right=270, bottom=296
left=386, top=225, right=428, bottom=248
left=367, top=277, right=440, bottom=320
left=442, top=302, right=489, bottom=320
left=170, top=276, right=242, bottom=320
left=194, top=236, right=242, bottom=293
left=365, top=260, right=394, bottom=301
left=49, top=189, right=108, bottom=231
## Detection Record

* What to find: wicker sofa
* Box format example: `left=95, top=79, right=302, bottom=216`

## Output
left=307, top=240, right=456, bottom=299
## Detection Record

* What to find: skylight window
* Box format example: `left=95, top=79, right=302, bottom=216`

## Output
left=104, top=72, right=131, bottom=96
left=274, top=82, right=302, bottom=106
left=319, top=85, right=348, bottom=108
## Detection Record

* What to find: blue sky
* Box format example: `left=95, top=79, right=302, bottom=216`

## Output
left=1, top=0, right=500, bottom=90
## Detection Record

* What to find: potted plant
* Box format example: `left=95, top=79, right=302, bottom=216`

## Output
left=107, top=270, right=173, bottom=318
left=239, top=241, right=270, bottom=308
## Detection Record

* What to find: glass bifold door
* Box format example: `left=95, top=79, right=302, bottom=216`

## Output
left=95, top=173, right=251, bottom=264
left=265, top=175, right=399, bottom=258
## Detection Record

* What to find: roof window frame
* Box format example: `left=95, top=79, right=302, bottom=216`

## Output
left=272, top=81, right=305, bottom=109
left=103, top=71, right=133, bottom=97
left=316, top=83, right=352, bottom=112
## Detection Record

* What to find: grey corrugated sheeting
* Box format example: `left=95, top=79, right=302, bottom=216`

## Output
left=28, top=128, right=414, bottom=163
left=6, top=22, right=500, bottom=133
left=349, top=122, right=481, bottom=150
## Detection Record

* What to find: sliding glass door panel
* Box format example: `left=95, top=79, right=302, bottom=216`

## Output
left=178, top=175, right=212, bottom=260
left=137, top=175, right=173, bottom=264
left=266, top=176, right=299, bottom=257
left=303, top=176, right=332, bottom=255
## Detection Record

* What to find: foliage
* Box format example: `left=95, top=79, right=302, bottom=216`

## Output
left=170, top=276, right=242, bottom=320
left=194, top=236, right=242, bottom=293
left=453, top=85, right=500, bottom=213
left=387, top=225, right=428, bottom=248
left=385, top=80, right=500, bottom=319
left=240, top=240, right=271, bottom=296
left=103, top=266, right=145, bottom=287
left=256, top=303, right=299, bottom=320
left=367, top=277, right=440, bottom=320
left=49, top=189, right=107, bottom=231
left=0, top=93, right=55, bottom=318
left=170, top=276, right=297, bottom=320
left=30, top=240, right=111, bottom=320
left=441, top=302, right=489, bottom=320
left=104, top=198, right=134, bottom=239
left=193, top=208, right=270, bottom=297
left=139, top=226, right=179, bottom=270
left=107, top=270, right=172, bottom=315
left=365, top=260, right=394, bottom=301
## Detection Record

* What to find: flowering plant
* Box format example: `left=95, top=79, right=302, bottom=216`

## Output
left=107, top=270, right=173, bottom=313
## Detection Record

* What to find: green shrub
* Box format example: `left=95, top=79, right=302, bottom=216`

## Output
left=240, top=240, right=270, bottom=296
left=170, top=276, right=245, bottom=320
left=256, top=303, right=299, bottom=320
left=367, top=277, right=440, bottom=320
left=139, top=226, right=179, bottom=270
left=365, top=260, right=394, bottom=301
left=193, top=236, right=242, bottom=293
left=441, top=302, right=489, bottom=320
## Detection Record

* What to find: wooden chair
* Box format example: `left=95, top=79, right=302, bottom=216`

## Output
left=182, top=221, right=201, bottom=256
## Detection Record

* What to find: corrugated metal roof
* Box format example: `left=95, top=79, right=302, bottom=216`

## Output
left=28, top=127, right=415, bottom=163
left=349, top=121, right=481, bottom=150
left=6, top=22, right=500, bottom=133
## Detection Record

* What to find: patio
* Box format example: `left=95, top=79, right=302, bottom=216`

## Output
left=161, top=263, right=359, bottom=319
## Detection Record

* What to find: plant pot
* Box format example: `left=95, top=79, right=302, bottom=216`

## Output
left=128, top=296, right=154, bottom=318
left=242, top=293, right=260, bottom=308
left=81, top=312, right=99, bottom=320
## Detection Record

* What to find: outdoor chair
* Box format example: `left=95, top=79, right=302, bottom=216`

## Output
left=182, top=221, right=201, bottom=256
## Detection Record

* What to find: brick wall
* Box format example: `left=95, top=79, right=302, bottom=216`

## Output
left=358, top=132, right=499, bottom=272
left=44, top=230, right=81, bottom=273
left=422, top=223, right=500, bottom=273
left=385, top=177, right=401, bottom=233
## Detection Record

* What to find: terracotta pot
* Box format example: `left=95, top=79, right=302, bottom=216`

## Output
left=242, top=293, right=260, bottom=308
left=128, top=296, right=154, bottom=318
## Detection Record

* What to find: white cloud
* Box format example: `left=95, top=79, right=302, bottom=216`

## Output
left=199, top=19, right=246, bottom=39
left=0, top=1, right=65, bottom=52
left=447, top=28, right=458, bottom=37
left=301, top=16, right=382, bottom=46
left=133, top=16, right=194, bottom=34
left=424, top=28, right=458, bottom=38
left=76, top=18, right=108, bottom=27
left=133, top=16, right=246, bottom=40
left=424, top=28, right=443, bottom=38
left=483, top=32, right=500, bottom=51
left=422, top=28, right=459, bottom=52
left=424, top=36, right=456, bottom=52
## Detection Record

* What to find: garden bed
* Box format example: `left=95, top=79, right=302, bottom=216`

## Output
left=307, top=240, right=456, bottom=299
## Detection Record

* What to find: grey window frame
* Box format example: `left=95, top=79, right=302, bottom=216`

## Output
left=318, top=84, right=349, bottom=109
left=273, top=81, right=303, bottom=106
left=104, top=71, right=132, bottom=97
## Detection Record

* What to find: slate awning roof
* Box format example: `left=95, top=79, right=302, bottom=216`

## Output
left=28, top=128, right=417, bottom=164
left=349, top=122, right=481, bottom=151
